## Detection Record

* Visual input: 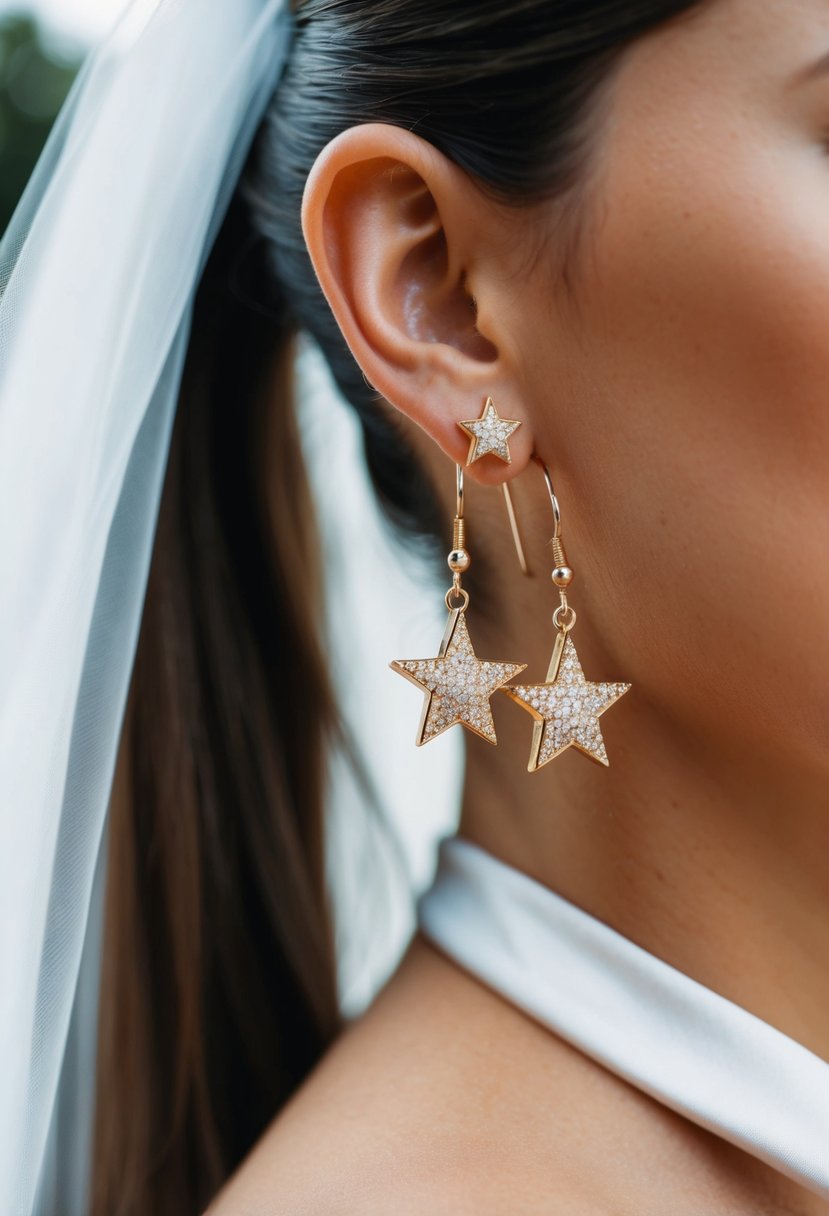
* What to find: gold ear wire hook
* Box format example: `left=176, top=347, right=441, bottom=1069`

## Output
left=452, top=463, right=466, bottom=553
left=500, top=482, right=530, bottom=577
left=447, top=463, right=471, bottom=605
left=538, top=457, right=561, bottom=535
left=534, top=455, right=570, bottom=575
left=501, top=456, right=572, bottom=581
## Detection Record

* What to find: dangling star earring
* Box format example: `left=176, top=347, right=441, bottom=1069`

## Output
left=501, top=459, right=631, bottom=769
left=458, top=395, right=522, bottom=465
left=391, top=464, right=527, bottom=746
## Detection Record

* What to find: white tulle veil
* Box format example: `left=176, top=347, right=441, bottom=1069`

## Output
left=0, top=0, right=294, bottom=1208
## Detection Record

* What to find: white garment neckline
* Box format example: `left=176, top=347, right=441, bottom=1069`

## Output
left=415, top=833, right=829, bottom=1200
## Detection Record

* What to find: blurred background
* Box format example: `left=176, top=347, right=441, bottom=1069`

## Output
left=0, top=0, right=126, bottom=229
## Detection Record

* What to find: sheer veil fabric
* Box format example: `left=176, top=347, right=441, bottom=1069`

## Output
left=0, top=1, right=293, bottom=1208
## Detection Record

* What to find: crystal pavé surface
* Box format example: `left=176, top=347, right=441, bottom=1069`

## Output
left=458, top=398, right=521, bottom=463
left=392, top=611, right=526, bottom=744
left=503, top=632, right=631, bottom=767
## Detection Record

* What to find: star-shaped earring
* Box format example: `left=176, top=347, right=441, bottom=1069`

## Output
left=501, top=631, right=631, bottom=769
left=391, top=609, right=527, bottom=745
left=458, top=396, right=522, bottom=465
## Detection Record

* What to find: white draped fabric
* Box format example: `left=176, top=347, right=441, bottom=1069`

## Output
left=417, top=833, right=829, bottom=1199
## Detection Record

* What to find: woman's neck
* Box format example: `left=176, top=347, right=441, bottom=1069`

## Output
left=459, top=673, right=829, bottom=1065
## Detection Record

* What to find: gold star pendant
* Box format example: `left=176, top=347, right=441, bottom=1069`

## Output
left=501, top=631, right=631, bottom=769
left=391, top=609, right=527, bottom=746
left=458, top=397, right=522, bottom=465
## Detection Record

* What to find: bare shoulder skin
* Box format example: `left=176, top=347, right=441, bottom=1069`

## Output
left=206, top=932, right=821, bottom=1216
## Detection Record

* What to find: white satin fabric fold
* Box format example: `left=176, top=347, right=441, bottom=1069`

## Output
left=416, top=834, right=829, bottom=1199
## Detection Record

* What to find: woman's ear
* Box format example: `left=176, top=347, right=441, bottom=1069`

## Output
left=300, top=122, right=534, bottom=482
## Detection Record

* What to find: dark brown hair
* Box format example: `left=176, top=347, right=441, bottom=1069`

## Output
left=91, top=2, right=704, bottom=1212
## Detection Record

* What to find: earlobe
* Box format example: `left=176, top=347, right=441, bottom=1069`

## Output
left=300, top=122, right=533, bottom=481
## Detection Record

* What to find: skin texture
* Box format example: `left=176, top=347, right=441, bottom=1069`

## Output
left=208, top=1, right=829, bottom=1211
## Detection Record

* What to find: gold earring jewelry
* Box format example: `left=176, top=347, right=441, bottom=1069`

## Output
left=501, top=459, right=631, bottom=769
left=390, top=464, right=527, bottom=746
left=458, top=395, right=522, bottom=465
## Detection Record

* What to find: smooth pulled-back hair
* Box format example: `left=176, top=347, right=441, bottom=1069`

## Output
left=91, top=4, right=704, bottom=1213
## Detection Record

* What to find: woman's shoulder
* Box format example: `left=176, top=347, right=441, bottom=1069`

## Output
left=204, top=932, right=764, bottom=1216
left=204, top=932, right=600, bottom=1213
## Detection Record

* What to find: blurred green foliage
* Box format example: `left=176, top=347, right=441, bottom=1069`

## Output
left=0, top=13, right=81, bottom=232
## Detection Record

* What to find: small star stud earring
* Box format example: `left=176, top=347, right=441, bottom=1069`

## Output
left=458, top=396, right=522, bottom=465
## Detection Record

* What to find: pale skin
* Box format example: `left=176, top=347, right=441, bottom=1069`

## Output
left=208, top=0, right=829, bottom=1211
